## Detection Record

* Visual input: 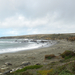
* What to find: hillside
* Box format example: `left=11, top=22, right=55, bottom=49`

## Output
left=0, top=33, right=75, bottom=40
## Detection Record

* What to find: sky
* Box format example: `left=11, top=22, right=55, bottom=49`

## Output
left=0, top=0, right=75, bottom=37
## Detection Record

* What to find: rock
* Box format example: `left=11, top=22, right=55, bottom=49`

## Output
left=21, top=61, right=30, bottom=66
left=1, top=65, right=6, bottom=68
left=5, top=55, right=8, bottom=57
left=36, top=63, right=41, bottom=65
left=28, top=57, right=35, bottom=59
left=0, top=67, right=9, bottom=73
left=10, top=69, right=15, bottom=73
left=0, top=73, right=2, bottom=75
left=59, top=59, right=64, bottom=62
left=51, top=62, right=55, bottom=64
left=58, top=53, right=61, bottom=55
left=5, top=62, right=12, bottom=66
left=3, top=70, right=12, bottom=75
left=43, top=63, right=47, bottom=65
left=15, top=67, right=22, bottom=71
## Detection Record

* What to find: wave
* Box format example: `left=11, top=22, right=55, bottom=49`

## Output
left=0, top=39, right=57, bottom=54
left=0, top=43, right=48, bottom=54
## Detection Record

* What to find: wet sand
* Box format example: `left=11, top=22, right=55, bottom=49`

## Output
left=0, top=39, right=75, bottom=71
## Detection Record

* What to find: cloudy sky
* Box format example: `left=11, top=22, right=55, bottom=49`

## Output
left=0, top=0, right=75, bottom=37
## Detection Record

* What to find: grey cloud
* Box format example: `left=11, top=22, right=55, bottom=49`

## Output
left=0, top=0, right=75, bottom=35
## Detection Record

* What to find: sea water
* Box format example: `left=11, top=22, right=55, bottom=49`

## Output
left=0, top=39, right=56, bottom=54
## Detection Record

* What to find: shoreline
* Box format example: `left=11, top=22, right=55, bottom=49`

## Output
left=0, top=39, right=75, bottom=73
left=0, top=40, right=57, bottom=54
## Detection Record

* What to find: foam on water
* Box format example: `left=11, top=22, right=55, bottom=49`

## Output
left=0, top=39, right=56, bottom=54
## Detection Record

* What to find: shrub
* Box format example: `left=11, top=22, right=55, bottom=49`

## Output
left=67, top=36, right=75, bottom=41
left=49, top=67, right=74, bottom=75
left=38, top=69, right=53, bottom=75
left=60, top=50, right=75, bottom=59
left=45, top=54, right=56, bottom=59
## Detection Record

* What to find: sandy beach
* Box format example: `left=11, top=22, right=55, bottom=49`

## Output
left=0, top=39, right=75, bottom=73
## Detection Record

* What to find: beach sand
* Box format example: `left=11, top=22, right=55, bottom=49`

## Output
left=0, top=39, right=75, bottom=72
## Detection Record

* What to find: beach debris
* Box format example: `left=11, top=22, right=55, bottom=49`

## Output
left=5, top=62, right=12, bottom=66
left=21, top=61, right=30, bottom=66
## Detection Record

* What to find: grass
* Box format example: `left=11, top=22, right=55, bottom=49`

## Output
left=15, top=65, right=43, bottom=73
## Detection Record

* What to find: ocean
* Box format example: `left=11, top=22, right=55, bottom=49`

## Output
left=0, top=39, right=56, bottom=54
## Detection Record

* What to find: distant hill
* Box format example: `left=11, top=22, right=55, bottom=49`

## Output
left=0, top=33, right=75, bottom=40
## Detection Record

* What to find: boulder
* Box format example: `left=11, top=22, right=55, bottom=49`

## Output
left=21, top=61, right=30, bottom=66
left=5, top=62, right=12, bottom=66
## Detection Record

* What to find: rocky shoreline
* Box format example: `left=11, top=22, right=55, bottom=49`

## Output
left=0, top=39, right=75, bottom=74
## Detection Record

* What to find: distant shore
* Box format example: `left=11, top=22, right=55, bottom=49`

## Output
left=0, top=39, right=75, bottom=73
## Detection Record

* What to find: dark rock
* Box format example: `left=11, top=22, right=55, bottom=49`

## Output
left=3, top=70, right=12, bottom=75
left=36, top=63, right=40, bottom=65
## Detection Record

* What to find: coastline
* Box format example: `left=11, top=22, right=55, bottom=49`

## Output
left=0, top=39, right=75, bottom=73
left=0, top=40, right=56, bottom=54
